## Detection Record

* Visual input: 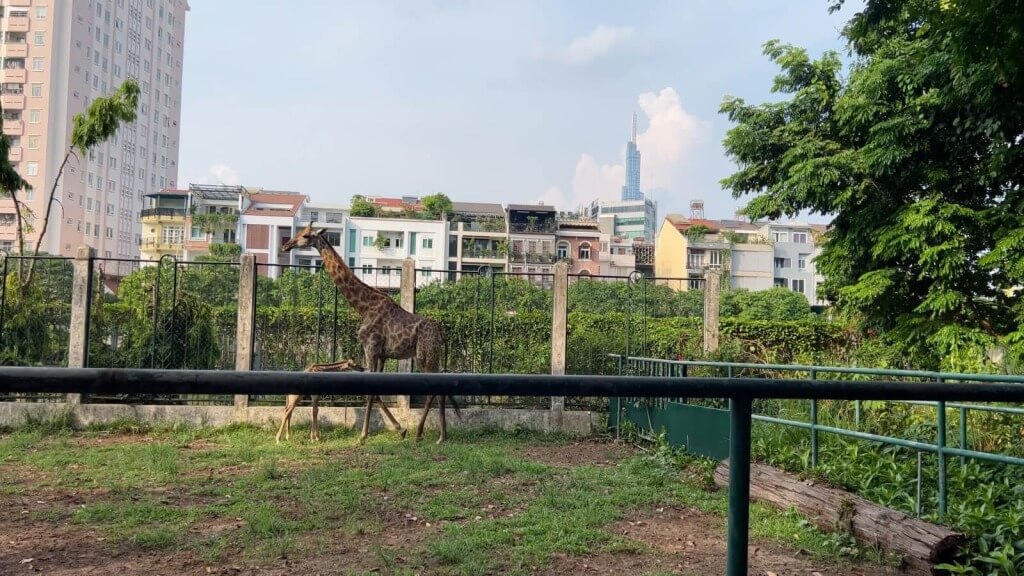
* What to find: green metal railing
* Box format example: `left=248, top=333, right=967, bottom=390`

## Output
left=613, top=355, right=1024, bottom=518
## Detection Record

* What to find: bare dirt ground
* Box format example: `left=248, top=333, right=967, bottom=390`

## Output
left=0, top=432, right=901, bottom=576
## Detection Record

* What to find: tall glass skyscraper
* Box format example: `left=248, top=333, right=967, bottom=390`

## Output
left=621, top=113, right=643, bottom=201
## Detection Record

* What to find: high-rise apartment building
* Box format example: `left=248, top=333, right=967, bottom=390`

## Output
left=621, top=112, right=641, bottom=201
left=0, top=0, right=189, bottom=258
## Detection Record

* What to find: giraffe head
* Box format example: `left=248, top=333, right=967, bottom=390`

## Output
left=281, top=224, right=325, bottom=252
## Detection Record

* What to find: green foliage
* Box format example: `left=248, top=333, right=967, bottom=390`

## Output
left=190, top=212, right=238, bottom=233
left=422, top=192, right=453, bottom=220
left=720, top=1, right=1024, bottom=370
left=350, top=194, right=377, bottom=217
left=720, top=287, right=813, bottom=321
left=70, top=79, right=140, bottom=154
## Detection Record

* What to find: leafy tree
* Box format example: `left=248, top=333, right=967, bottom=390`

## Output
left=422, top=192, right=453, bottom=220
left=720, top=288, right=813, bottom=322
left=350, top=194, right=377, bottom=217
left=719, top=1, right=1024, bottom=371
left=23, top=79, right=140, bottom=288
left=0, top=101, right=33, bottom=260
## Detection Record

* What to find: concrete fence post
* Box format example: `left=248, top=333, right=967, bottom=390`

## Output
left=397, top=258, right=415, bottom=411
left=233, top=254, right=256, bottom=421
left=550, top=261, right=568, bottom=413
left=703, top=269, right=721, bottom=355
left=67, top=246, right=96, bottom=405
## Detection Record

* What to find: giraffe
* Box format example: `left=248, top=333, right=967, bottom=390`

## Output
left=280, top=224, right=457, bottom=444
left=274, top=358, right=405, bottom=443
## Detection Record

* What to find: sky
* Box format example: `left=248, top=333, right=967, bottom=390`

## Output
left=177, top=1, right=859, bottom=222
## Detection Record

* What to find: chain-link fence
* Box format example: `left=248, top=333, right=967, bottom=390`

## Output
left=0, top=255, right=73, bottom=402
left=84, top=256, right=237, bottom=405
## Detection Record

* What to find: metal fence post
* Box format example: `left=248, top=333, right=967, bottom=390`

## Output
left=67, top=246, right=95, bottom=405
left=959, top=406, right=968, bottom=466
left=810, top=369, right=818, bottom=468
left=397, top=258, right=415, bottom=411
left=550, top=261, right=568, bottom=413
left=937, top=390, right=947, bottom=517
left=727, top=396, right=753, bottom=576
left=233, top=254, right=256, bottom=422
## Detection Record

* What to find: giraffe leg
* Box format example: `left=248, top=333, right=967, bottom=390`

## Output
left=436, top=396, right=448, bottom=444
left=415, top=395, right=434, bottom=442
left=373, top=396, right=407, bottom=438
left=276, top=395, right=299, bottom=443
left=311, top=395, right=320, bottom=442
left=358, top=394, right=374, bottom=445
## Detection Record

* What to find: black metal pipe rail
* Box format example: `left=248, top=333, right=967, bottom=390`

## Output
left=3, top=367, right=1024, bottom=401
left=4, top=366, right=1024, bottom=576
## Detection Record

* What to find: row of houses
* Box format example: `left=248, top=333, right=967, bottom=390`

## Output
left=138, top=184, right=827, bottom=302
left=139, top=185, right=648, bottom=290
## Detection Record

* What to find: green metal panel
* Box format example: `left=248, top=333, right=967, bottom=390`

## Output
left=620, top=399, right=731, bottom=460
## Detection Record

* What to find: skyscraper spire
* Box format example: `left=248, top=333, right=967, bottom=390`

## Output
left=622, top=112, right=642, bottom=201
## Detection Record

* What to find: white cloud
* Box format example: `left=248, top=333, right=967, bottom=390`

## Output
left=192, top=164, right=241, bottom=186
left=548, top=25, right=635, bottom=66
left=545, top=87, right=710, bottom=210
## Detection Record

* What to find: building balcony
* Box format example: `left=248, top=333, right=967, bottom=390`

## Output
left=689, top=240, right=730, bottom=250
left=450, top=220, right=507, bottom=234
left=1, top=93, right=24, bottom=109
left=2, top=69, right=26, bottom=83
left=141, top=207, right=187, bottom=223
left=510, top=252, right=557, bottom=264
left=5, top=17, right=30, bottom=33
left=139, top=238, right=184, bottom=253
left=2, top=120, right=22, bottom=136
left=3, top=44, right=27, bottom=59
left=7, top=146, right=21, bottom=162
left=7, top=0, right=32, bottom=6
left=461, top=248, right=506, bottom=261
left=509, top=222, right=557, bottom=235
left=687, top=264, right=724, bottom=276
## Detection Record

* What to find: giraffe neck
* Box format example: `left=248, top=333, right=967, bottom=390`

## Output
left=314, top=238, right=391, bottom=317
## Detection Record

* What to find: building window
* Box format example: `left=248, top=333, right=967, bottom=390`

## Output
left=162, top=226, right=184, bottom=245
left=772, top=231, right=788, bottom=243
left=393, top=236, right=403, bottom=249
left=709, top=250, right=723, bottom=269
left=32, top=58, right=44, bottom=72
left=688, top=251, right=704, bottom=269
left=774, top=257, right=791, bottom=269
left=791, top=279, right=806, bottom=294
left=774, top=277, right=786, bottom=288
left=420, top=267, right=433, bottom=277
left=33, top=32, right=45, bottom=46
left=556, top=242, right=569, bottom=259
left=798, top=253, right=809, bottom=270
left=324, top=231, right=341, bottom=247
left=362, top=235, right=373, bottom=247
left=422, top=237, right=433, bottom=250
left=792, top=232, right=809, bottom=244
left=30, top=84, right=42, bottom=97
left=105, top=227, right=113, bottom=239
left=190, top=226, right=204, bottom=240
left=28, top=109, right=41, bottom=123
left=35, top=6, right=47, bottom=19
left=578, top=242, right=591, bottom=260
left=27, top=136, right=39, bottom=149
left=26, top=162, right=39, bottom=176
left=308, top=211, right=319, bottom=222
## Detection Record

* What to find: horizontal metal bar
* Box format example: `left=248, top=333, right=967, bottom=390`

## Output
left=611, top=355, right=1024, bottom=384
left=753, top=415, right=1024, bottom=466
left=4, top=367, right=1024, bottom=401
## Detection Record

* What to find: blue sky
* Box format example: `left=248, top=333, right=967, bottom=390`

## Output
left=177, top=1, right=857, bottom=221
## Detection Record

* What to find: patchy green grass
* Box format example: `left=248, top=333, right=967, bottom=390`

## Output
left=0, top=419, right=894, bottom=574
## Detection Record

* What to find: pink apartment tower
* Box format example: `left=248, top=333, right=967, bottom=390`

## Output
left=0, top=0, right=188, bottom=258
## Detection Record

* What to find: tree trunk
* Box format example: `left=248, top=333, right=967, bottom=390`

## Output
left=713, top=459, right=967, bottom=574
left=22, top=148, right=73, bottom=288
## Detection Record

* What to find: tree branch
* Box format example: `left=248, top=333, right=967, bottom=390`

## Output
left=22, top=148, right=73, bottom=288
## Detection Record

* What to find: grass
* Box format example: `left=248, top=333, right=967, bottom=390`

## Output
left=0, top=418, right=893, bottom=574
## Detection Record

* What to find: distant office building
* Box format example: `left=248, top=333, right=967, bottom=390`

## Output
left=622, top=112, right=642, bottom=201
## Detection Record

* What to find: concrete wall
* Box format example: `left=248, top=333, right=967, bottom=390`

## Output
left=0, top=401, right=596, bottom=437
left=731, top=244, right=774, bottom=290
left=654, top=218, right=687, bottom=284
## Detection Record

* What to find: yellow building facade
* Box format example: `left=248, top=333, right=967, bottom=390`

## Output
left=139, top=190, right=188, bottom=262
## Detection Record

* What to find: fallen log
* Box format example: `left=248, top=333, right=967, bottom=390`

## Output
left=714, top=459, right=967, bottom=575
